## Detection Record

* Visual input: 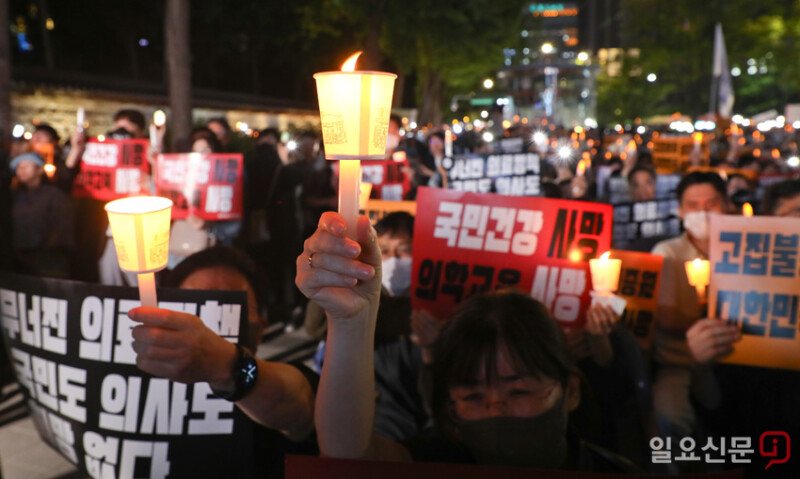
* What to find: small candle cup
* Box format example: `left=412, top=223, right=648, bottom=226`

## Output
left=684, top=258, right=710, bottom=301
left=314, top=53, right=396, bottom=239
left=105, top=196, right=172, bottom=307
left=589, top=252, right=622, bottom=294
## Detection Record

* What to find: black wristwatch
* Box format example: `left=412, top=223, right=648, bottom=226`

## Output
left=211, top=344, right=258, bottom=402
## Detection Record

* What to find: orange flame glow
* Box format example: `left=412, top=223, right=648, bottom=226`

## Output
left=341, top=51, right=362, bottom=72
left=576, top=158, right=588, bottom=176
left=743, top=202, right=753, bottom=217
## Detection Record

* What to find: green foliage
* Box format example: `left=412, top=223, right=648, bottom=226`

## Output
left=597, top=0, right=800, bottom=124
left=298, top=0, right=526, bottom=122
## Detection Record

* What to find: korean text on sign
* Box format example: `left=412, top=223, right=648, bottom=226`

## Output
left=73, top=139, right=151, bottom=201
left=441, top=152, right=541, bottom=197
left=358, top=157, right=411, bottom=201
left=0, top=273, right=254, bottom=478
left=709, top=214, right=800, bottom=370
left=411, top=187, right=612, bottom=326
left=612, top=250, right=663, bottom=349
left=154, top=153, right=244, bottom=221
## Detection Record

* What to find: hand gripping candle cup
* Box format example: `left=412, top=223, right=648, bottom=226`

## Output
left=685, top=257, right=710, bottom=302
left=314, top=51, right=396, bottom=239
left=588, top=251, right=627, bottom=315
left=105, top=196, right=172, bottom=307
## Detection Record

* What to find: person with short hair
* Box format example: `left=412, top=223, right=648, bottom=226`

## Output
left=627, top=164, right=656, bottom=202
left=649, top=172, right=730, bottom=445
left=9, top=152, right=74, bottom=278
left=113, top=109, right=147, bottom=138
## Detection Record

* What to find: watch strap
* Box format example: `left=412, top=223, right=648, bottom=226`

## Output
left=210, top=344, right=257, bottom=402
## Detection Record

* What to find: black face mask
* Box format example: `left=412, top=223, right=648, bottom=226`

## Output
left=455, top=395, right=568, bottom=469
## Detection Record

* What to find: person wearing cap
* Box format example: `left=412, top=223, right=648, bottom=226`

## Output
left=9, top=152, right=74, bottom=278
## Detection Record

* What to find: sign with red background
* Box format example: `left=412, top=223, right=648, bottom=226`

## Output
left=411, top=187, right=612, bottom=328
left=154, top=153, right=243, bottom=221
left=72, top=139, right=150, bottom=200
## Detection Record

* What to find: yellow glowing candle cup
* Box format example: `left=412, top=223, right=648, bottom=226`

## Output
left=589, top=251, right=622, bottom=294
left=685, top=258, right=710, bottom=301
left=105, top=196, right=172, bottom=307
left=314, top=51, right=396, bottom=239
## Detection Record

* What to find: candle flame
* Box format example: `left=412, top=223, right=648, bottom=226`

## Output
left=600, top=251, right=610, bottom=261
left=626, top=139, right=637, bottom=151
left=43, top=164, right=56, bottom=177
left=569, top=249, right=582, bottom=262
left=576, top=158, right=588, bottom=176
left=743, top=202, right=753, bottom=217
left=693, top=132, right=703, bottom=143
left=153, top=110, right=166, bottom=127
left=341, top=51, right=362, bottom=72
left=693, top=258, right=702, bottom=267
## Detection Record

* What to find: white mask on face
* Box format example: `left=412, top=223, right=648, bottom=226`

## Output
left=683, top=210, right=709, bottom=240
left=382, top=257, right=412, bottom=296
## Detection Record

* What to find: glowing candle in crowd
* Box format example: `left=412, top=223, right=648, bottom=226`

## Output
left=693, top=132, right=703, bottom=150
left=589, top=251, right=622, bottom=293
left=76, top=107, right=85, bottom=133
left=314, top=51, right=396, bottom=239
left=575, top=158, right=588, bottom=176
left=150, top=110, right=167, bottom=151
left=444, top=127, right=453, bottom=158
left=105, top=197, right=172, bottom=307
left=685, top=258, right=710, bottom=300
left=153, top=110, right=166, bottom=127
left=743, top=202, right=753, bottom=217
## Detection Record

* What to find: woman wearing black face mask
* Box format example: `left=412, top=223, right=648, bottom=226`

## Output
left=297, top=212, right=640, bottom=473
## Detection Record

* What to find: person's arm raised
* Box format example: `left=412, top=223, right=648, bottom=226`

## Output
left=296, top=212, right=411, bottom=461
left=129, top=307, right=314, bottom=441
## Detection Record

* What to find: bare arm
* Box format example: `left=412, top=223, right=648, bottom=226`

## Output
left=295, top=212, right=412, bottom=461
left=129, top=307, right=315, bottom=441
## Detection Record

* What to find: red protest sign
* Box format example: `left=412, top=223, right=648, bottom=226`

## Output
left=360, top=156, right=411, bottom=200
left=154, top=153, right=244, bottom=221
left=411, top=187, right=612, bottom=328
left=332, top=158, right=411, bottom=200
left=73, top=139, right=151, bottom=200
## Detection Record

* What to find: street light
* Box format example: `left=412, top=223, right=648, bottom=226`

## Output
left=483, top=78, right=494, bottom=89
left=647, top=73, right=657, bottom=82
left=541, top=42, right=554, bottom=54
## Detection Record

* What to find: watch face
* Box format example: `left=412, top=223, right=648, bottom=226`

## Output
left=239, top=357, right=258, bottom=388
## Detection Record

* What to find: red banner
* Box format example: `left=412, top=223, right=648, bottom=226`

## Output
left=411, top=187, right=613, bottom=328
left=154, top=153, right=244, bottom=221
left=73, top=139, right=151, bottom=200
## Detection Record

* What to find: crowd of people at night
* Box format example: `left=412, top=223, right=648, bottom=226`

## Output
left=1, top=106, right=798, bottom=477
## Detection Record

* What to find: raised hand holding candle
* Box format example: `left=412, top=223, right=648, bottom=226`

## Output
left=105, top=197, right=172, bottom=307
left=76, top=107, right=85, bottom=133
left=685, top=258, right=710, bottom=301
left=444, top=127, right=453, bottom=158
left=314, top=52, right=396, bottom=239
